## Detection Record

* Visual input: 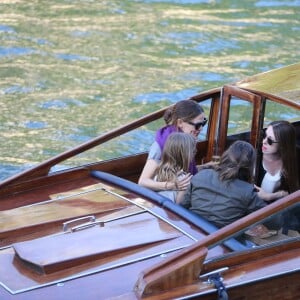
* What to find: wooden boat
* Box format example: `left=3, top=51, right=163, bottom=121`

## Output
left=0, top=63, right=299, bottom=300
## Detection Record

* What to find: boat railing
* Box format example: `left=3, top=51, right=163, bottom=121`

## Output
left=134, top=189, right=300, bottom=297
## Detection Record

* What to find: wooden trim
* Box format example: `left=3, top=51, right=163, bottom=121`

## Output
left=0, top=92, right=219, bottom=190
left=217, top=85, right=262, bottom=155
left=135, top=247, right=208, bottom=297
left=135, top=190, right=300, bottom=296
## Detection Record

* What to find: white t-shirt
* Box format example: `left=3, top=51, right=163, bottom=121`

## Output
left=158, top=190, right=177, bottom=203
left=261, top=167, right=281, bottom=193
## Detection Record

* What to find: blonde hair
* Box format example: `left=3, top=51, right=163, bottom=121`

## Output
left=156, top=132, right=196, bottom=182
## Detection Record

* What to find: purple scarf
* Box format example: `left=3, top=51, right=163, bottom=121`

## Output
left=155, top=125, right=198, bottom=175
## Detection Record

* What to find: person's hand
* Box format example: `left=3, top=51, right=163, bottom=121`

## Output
left=176, top=173, right=192, bottom=190
left=254, top=185, right=288, bottom=201
left=254, top=185, right=272, bottom=201
left=277, top=190, right=289, bottom=198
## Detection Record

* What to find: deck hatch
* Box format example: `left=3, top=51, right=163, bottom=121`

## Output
left=0, top=184, right=132, bottom=247
left=13, top=219, right=181, bottom=274
left=0, top=211, right=194, bottom=295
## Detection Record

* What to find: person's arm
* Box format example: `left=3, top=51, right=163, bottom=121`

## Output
left=138, top=142, right=172, bottom=191
left=175, top=190, right=187, bottom=204
left=138, top=159, right=193, bottom=192
left=254, top=185, right=288, bottom=202
left=246, top=188, right=267, bottom=213
left=175, top=173, right=193, bottom=204
left=247, top=186, right=284, bottom=231
left=138, top=159, right=171, bottom=191
left=179, top=181, right=192, bottom=208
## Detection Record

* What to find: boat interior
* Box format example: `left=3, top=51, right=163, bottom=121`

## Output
left=0, top=64, right=299, bottom=299
left=0, top=168, right=298, bottom=297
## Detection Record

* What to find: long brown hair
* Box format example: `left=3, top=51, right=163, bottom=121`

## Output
left=163, top=99, right=204, bottom=126
left=156, top=132, right=196, bottom=182
left=201, top=141, right=256, bottom=183
left=270, top=120, right=299, bottom=192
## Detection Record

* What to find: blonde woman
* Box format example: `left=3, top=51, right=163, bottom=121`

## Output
left=155, top=132, right=196, bottom=203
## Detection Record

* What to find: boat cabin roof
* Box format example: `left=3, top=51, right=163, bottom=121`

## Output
left=235, top=62, right=300, bottom=104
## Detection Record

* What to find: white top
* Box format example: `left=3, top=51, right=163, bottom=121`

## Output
left=261, top=164, right=281, bottom=193
left=154, top=170, right=187, bottom=203
left=158, top=190, right=177, bottom=203
left=154, top=174, right=177, bottom=202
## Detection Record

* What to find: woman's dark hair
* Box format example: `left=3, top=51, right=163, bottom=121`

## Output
left=270, top=120, right=299, bottom=192
left=163, top=100, right=204, bottom=125
left=215, top=140, right=256, bottom=183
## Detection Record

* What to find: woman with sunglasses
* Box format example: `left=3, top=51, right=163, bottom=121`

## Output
left=255, top=120, right=299, bottom=233
left=138, top=99, right=206, bottom=193
left=255, top=120, right=299, bottom=202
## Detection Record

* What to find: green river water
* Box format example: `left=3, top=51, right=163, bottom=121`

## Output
left=0, top=0, right=299, bottom=180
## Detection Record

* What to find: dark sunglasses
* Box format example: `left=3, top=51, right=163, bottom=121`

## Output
left=262, top=130, right=279, bottom=146
left=187, top=118, right=208, bottom=130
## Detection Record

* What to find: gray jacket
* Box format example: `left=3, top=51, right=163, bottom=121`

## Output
left=181, top=168, right=266, bottom=228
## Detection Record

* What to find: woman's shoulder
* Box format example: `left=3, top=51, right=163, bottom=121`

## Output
left=232, top=178, right=256, bottom=195
left=148, top=141, right=161, bottom=161
left=193, top=167, right=217, bottom=180
left=198, top=165, right=217, bottom=174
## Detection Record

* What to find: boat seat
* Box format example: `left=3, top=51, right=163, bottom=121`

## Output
left=90, top=171, right=247, bottom=251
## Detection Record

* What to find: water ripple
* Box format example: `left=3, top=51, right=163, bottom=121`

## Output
left=39, top=99, right=86, bottom=110
left=181, top=72, right=226, bottom=82
left=137, top=0, right=218, bottom=3
left=0, top=46, right=37, bottom=58
left=0, top=24, right=15, bottom=32
left=192, top=39, right=240, bottom=54
left=3, top=85, right=34, bottom=94
left=133, top=88, right=201, bottom=104
left=54, top=53, right=93, bottom=61
left=164, top=32, right=205, bottom=44
left=255, top=1, right=300, bottom=7
left=24, top=121, right=47, bottom=129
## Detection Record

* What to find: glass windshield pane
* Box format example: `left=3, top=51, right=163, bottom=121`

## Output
left=198, top=98, right=211, bottom=141
left=228, top=97, right=253, bottom=136
left=226, top=201, right=300, bottom=250
left=224, top=97, right=253, bottom=150
left=264, top=100, right=300, bottom=126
